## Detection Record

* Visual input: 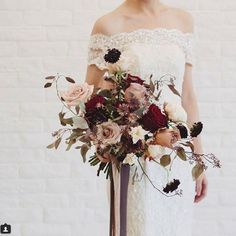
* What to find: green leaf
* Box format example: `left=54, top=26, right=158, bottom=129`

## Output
left=59, top=112, right=66, bottom=126
left=167, top=84, right=181, bottom=97
left=54, top=137, right=62, bottom=149
left=45, top=76, right=55, bottom=80
left=180, top=141, right=194, bottom=152
left=192, top=163, right=204, bottom=181
left=149, top=75, right=155, bottom=93
left=44, top=82, right=52, bottom=88
left=81, top=144, right=89, bottom=162
left=155, top=90, right=162, bottom=101
left=160, top=154, right=171, bottom=167
left=66, top=138, right=76, bottom=151
left=176, top=147, right=187, bottom=161
left=46, top=142, right=55, bottom=149
left=65, top=76, right=75, bottom=83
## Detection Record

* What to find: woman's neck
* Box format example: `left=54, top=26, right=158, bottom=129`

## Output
left=124, top=0, right=163, bottom=15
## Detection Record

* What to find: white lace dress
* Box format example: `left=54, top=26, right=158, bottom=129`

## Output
left=87, top=28, right=196, bottom=236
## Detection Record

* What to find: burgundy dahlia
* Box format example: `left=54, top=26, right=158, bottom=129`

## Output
left=85, top=95, right=105, bottom=112
left=139, top=104, right=168, bottom=133
left=190, top=122, right=203, bottom=137
left=176, top=124, right=188, bottom=138
left=85, top=107, right=108, bottom=127
left=163, top=179, right=180, bottom=193
left=104, top=48, right=121, bottom=64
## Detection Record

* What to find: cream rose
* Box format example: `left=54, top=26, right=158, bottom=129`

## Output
left=124, top=83, right=146, bottom=102
left=148, top=144, right=165, bottom=160
left=123, top=153, right=137, bottom=165
left=96, top=120, right=121, bottom=148
left=164, top=102, right=187, bottom=122
left=60, top=83, right=94, bottom=107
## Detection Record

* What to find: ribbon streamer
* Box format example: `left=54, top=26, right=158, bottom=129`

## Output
left=109, top=164, right=130, bottom=236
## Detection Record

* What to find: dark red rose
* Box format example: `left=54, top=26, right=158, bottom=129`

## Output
left=139, top=104, right=168, bottom=133
left=85, top=95, right=105, bottom=111
left=85, top=107, right=108, bottom=128
left=125, top=74, right=144, bottom=88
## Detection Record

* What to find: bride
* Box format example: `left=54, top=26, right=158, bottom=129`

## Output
left=85, top=0, right=208, bottom=235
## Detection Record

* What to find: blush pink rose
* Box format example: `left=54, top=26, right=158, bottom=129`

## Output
left=124, top=83, right=146, bottom=102
left=60, top=83, right=94, bottom=107
left=96, top=120, right=122, bottom=148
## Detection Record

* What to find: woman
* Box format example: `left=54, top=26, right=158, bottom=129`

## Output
left=85, top=0, right=208, bottom=235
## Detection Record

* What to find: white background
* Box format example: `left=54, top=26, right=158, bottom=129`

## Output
left=0, top=0, right=235, bottom=235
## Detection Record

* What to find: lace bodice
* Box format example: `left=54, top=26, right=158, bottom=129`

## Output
left=87, top=28, right=195, bottom=69
left=87, top=28, right=195, bottom=105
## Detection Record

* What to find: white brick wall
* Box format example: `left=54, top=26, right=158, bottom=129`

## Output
left=0, top=0, right=235, bottom=235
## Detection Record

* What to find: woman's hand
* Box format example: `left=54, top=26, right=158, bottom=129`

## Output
left=194, top=172, right=208, bottom=203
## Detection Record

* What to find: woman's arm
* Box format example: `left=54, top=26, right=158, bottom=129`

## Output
left=182, top=61, right=208, bottom=203
left=180, top=10, right=208, bottom=203
left=85, top=18, right=114, bottom=90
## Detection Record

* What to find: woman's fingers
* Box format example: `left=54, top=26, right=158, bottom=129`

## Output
left=194, top=176, right=208, bottom=203
left=196, top=177, right=202, bottom=196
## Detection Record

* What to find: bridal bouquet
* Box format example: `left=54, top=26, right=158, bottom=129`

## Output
left=44, top=48, right=221, bottom=196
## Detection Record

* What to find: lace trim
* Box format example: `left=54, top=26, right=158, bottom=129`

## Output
left=87, top=28, right=195, bottom=70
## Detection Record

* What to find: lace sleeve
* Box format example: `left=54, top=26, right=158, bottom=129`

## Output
left=87, top=34, right=108, bottom=70
left=184, top=33, right=195, bottom=66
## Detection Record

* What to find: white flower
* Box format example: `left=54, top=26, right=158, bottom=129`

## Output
left=164, top=102, right=187, bottom=122
left=148, top=144, right=165, bottom=160
left=123, top=153, right=137, bottom=165
left=129, top=125, right=149, bottom=144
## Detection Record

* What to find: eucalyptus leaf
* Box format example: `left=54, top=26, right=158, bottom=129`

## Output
left=160, top=154, right=171, bottom=167
left=176, top=147, right=187, bottom=161
left=81, top=144, right=89, bottom=162
left=65, top=76, right=75, bottom=83
left=167, top=84, right=181, bottom=97
left=192, top=163, right=204, bottom=181
left=46, top=142, right=55, bottom=149
left=45, top=76, right=55, bottom=80
left=180, top=141, right=194, bottom=152
left=44, top=82, right=52, bottom=88
left=63, top=117, right=73, bottom=126
left=55, top=137, right=62, bottom=149
left=155, top=90, right=162, bottom=101
left=149, top=76, right=155, bottom=93
left=66, top=138, right=76, bottom=151
left=59, top=112, right=66, bottom=126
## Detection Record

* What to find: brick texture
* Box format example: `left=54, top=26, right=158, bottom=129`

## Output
left=0, top=0, right=234, bottom=235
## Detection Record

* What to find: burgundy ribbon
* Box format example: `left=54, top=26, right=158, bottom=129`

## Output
left=109, top=166, right=115, bottom=236
left=109, top=164, right=130, bottom=236
left=120, top=164, right=130, bottom=236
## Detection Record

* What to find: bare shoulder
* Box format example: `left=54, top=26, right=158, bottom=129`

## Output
left=169, top=7, right=194, bottom=33
left=90, top=10, right=121, bottom=36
